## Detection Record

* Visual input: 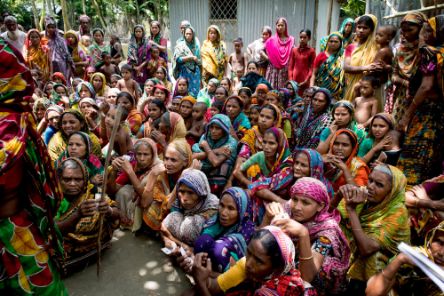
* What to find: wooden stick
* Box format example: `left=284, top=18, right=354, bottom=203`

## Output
left=96, top=105, right=123, bottom=277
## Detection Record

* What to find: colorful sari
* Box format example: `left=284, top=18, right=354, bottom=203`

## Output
left=88, top=28, right=110, bottom=69
left=347, top=165, right=410, bottom=281
left=0, top=38, right=67, bottom=294
left=319, top=18, right=355, bottom=52
left=194, top=187, right=255, bottom=272
left=223, top=96, right=251, bottom=139
left=65, top=30, right=89, bottom=78
left=23, top=29, right=51, bottom=82
left=201, top=25, right=227, bottom=84
left=89, top=72, right=108, bottom=97
left=127, top=25, right=151, bottom=85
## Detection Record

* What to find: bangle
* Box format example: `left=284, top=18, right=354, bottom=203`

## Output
left=299, top=254, right=313, bottom=261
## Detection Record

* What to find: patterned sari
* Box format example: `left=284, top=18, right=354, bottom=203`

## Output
left=201, top=25, right=227, bottom=84
left=23, top=29, right=51, bottom=83
left=65, top=30, right=89, bottom=78
left=127, top=25, right=151, bottom=85
left=88, top=28, right=110, bottom=69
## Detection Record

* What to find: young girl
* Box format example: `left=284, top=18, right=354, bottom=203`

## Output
left=154, top=66, right=173, bottom=92
left=116, top=91, right=145, bottom=136
left=138, top=99, right=167, bottom=139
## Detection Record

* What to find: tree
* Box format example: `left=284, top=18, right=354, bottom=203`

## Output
left=339, top=0, right=366, bottom=18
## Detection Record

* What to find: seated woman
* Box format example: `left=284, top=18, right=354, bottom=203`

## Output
left=223, top=95, right=251, bottom=140
left=192, top=114, right=238, bottom=194
left=337, top=164, right=411, bottom=294
left=40, top=104, right=64, bottom=145
left=90, top=72, right=109, bottom=100
left=142, top=139, right=192, bottom=231
left=149, top=111, right=187, bottom=158
left=264, top=91, right=293, bottom=141
left=294, top=87, right=332, bottom=149
left=107, top=138, right=163, bottom=230
left=192, top=226, right=306, bottom=296
left=55, top=158, right=120, bottom=269
left=194, top=187, right=255, bottom=273
left=197, top=78, right=219, bottom=107
left=179, top=95, right=196, bottom=131
left=78, top=97, right=100, bottom=134
left=72, top=81, right=96, bottom=109
left=55, top=131, right=104, bottom=186
left=317, top=100, right=367, bottom=154
left=48, top=109, right=101, bottom=162
left=138, top=98, right=167, bottom=138
left=264, top=177, right=350, bottom=295
left=234, top=127, right=292, bottom=223
left=366, top=221, right=444, bottom=296
left=33, top=97, right=51, bottom=125
left=116, top=91, right=145, bottom=136
left=161, top=168, right=219, bottom=249
left=153, top=83, right=171, bottom=108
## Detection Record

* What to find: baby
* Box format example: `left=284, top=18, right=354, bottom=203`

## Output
left=187, top=102, right=208, bottom=143
left=116, top=64, right=140, bottom=101
left=375, top=130, right=402, bottom=166
left=354, top=76, right=379, bottom=128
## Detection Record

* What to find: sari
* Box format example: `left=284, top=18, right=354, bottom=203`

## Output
left=43, top=104, right=64, bottom=145
left=197, top=78, right=219, bottom=107
left=65, top=30, right=89, bottom=78
left=201, top=25, right=227, bottom=84
left=288, top=178, right=350, bottom=295
left=0, top=38, right=67, bottom=294
left=55, top=158, right=118, bottom=264
left=149, top=22, right=168, bottom=61
left=194, top=187, right=255, bottom=272
left=347, top=165, right=410, bottom=281
left=319, top=18, right=355, bottom=52
left=344, top=14, right=378, bottom=102
left=223, top=96, right=251, bottom=139
left=127, top=25, right=151, bottom=85
left=172, top=26, right=201, bottom=97
left=23, top=29, right=51, bottom=82
left=192, top=114, right=238, bottom=193
left=163, top=169, right=219, bottom=246
left=88, top=28, right=110, bottom=69
left=315, top=32, right=345, bottom=101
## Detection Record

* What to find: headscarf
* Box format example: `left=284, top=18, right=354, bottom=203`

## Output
left=50, top=83, right=69, bottom=105
left=44, top=104, right=64, bottom=122
left=78, top=15, right=91, bottom=37
left=23, top=29, right=51, bottom=82
left=167, top=138, right=193, bottom=168
left=162, top=112, right=187, bottom=142
left=65, top=30, right=88, bottom=75
left=32, top=96, right=51, bottom=115
left=172, top=25, right=201, bottom=79
left=153, top=83, right=171, bottom=106
left=288, top=177, right=350, bottom=294
left=89, top=72, right=107, bottom=97
left=73, top=81, right=96, bottom=106
left=223, top=95, right=251, bottom=136
left=134, top=138, right=163, bottom=170
left=78, top=97, right=98, bottom=110
left=52, top=72, right=67, bottom=85
left=201, top=25, right=227, bottom=80
left=331, top=100, right=366, bottom=143
left=180, top=95, right=196, bottom=107
left=425, top=15, right=444, bottom=94
left=339, top=18, right=355, bottom=48
left=424, top=221, right=444, bottom=263
left=128, top=25, right=150, bottom=68
left=264, top=18, right=295, bottom=69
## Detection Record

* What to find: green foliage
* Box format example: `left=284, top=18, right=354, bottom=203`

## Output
left=0, top=0, right=34, bottom=30
left=340, top=0, right=366, bottom=19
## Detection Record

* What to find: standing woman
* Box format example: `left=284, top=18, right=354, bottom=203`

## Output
left=311, top=32, right=345, bottom=101
left=201, top=25, right=228, bottom=85
left=173, top=26, right=201, bottom=97
left=397, top=15, right=444, bottom=185
left=247, top=26, right=272, bottom=76
left=89, top=28, right=110, bottom=69
left=288, top=29, right=316, bottom=96
left=127, top=25, right=151, bottom=87
left=262, top=17, right=295, bottom=89
left=23, top=29, right=51, bottom=84
left=343, top=14, right=379, bottom=102
left=319, top=18, right=355, bottom=52
left=149, top=21, right=168, bottom=61
left=65, top=30, right=89, bottom=79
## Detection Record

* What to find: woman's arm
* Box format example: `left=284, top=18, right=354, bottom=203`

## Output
left=343, top=56, right=376, bottom=74
left=346, top=203, right=380, bottom=256
left=200, top=141, right=229, bottom=168
left=233, top=164, right=252, bottom=187
left=254, top=189, right=286, bottom=204
left=288, top=49, right=295, bottom=80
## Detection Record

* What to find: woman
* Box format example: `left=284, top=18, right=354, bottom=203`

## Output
left=266, top=177, right=350, bottom=295
left=155, top=66, right=173, bottom=92
left=192, top=114, right=238, bottom=194
left=89, top=28, right=110, bottom=69
left=262, top=18, right=295, bottom=89
left=127, top=25, right=151, bottom=86
left=390, top=12, right=427, bottom=117
left=90, top=72, right=109, bottom=98
left=193, top=226, right=306, bottom=296
left=23, top=29, right=50, bottom=83
left=397, top=15, right=444, bottom=186
left=116, top=91, right=145, bottom=136
left=55, top=158, right=119, bottom=267
left=72, top=81, right=96, bottom=108
left=149, top=111, right=187, bottom=157
left=311, top=32, right=345, bottom=101
left=319, top=18, right=355, bottom=52
left=201, top=25, right=228, bottom=84
left=141, top=139, right=192, bottom=231
left=153, top=83, right=171, bottom=106
left=139, top=98, right=167, bottom=138
left=294, top=87, right=332, bottom=149
left=324, top=129, right=370, bottom=193
left=42, top=104, right=64, bottom=145
left=338, top=165, right=410, bottom=294
left=179, top=95, right=196, bottom=131
left=173, top=26, right=201, bottom=97
left=288, top=29, right=316, bottom=95
left=240, top=61, right=273, bottom=92
left=223, top=95, right=251, bottom=140
left=194, top=187, right=255, bottom=273
left=33, top=96, right=51, bottom=124
left=235, top=127, right=293, bottom=223
left=65, top=30, right=89, bottom=78
left=197, top=78, right=219, bottom=107
left=172, top=77, right=190, bottom=98
left=343, top=14, right=379, bottom=102
left=247, top=26, right=272, bottom=76
left=108, top=138, right=162, bottom=230
left=45, top=16, right=74, bottom=86
left=55, top=131, right=104, bottom=185
left=317, top=100, right=366, bottom=154
left=48, top=109, right=101, bottom=162
left=149, top=21, right=168, bottom=60
left=162, top=168, right=219, bottom=248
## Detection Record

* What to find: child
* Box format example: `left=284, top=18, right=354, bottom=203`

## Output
left=254, top=84, right=268, bottom=106
left=209, top=100, right=224, bottom=118
left=187, top=102, right=208, bottom=144
left=375, top=130, right=402, bottom=166
left=99, top=51, right=120, bottom=83
left=116, top=91, right=144, bottom=136
left=232, top=65, right=244, bottom=93
left=228, top=37, right=248, bottom=76
left=370, top=25, right=397, bottom=85
left=179, top=96, right=196, bottom=130
left=354, top=76, right=379, bottom=128
left=110, top=74, right=122, bottom=89
left=81, top=35, right=92, bottom=54
left=102, top=104, right=133, bottom=157
left=117, top=64, right=140, bottom=101
left=146, top=46, right=167, bottom=78
left=238, top=87, right=252, bottom=116
left=169, top=96, right=182, bottom=113
left=247, top=104, right=261, bottom=126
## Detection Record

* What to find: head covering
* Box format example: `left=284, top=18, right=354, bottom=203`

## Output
left=33, top=96, right=51, bottom=114
left=162, top=111, right=187, bottom=141
left=134, top=138, right=162, bottom=170
left=424, top=221, right=444, bottom=263
left=264, top=18, right=295, bottom=69
left=58, top=109, right=89, bottom=137
left=44, top=104, right=64, bottom=122
left=52, top=72, right=67, bottom=85
left=263, top=226, right=295, bottom=274
left=256, top=83, right=269, bottom=93
left=368, top=113, right=395, bottom=138
left=201, top=25, right=227, bottom=80
left=74, top=81, right=96, bottom=104
left=78, top=97, right=98, bottom=110
left=328, top=129, right=359, bottom=165
left=180, top=95, right=196, bottom=106
left=266, top=127, right=291, bottom=172
left=339, top=17, right=355, bottom=46
left=153, top=83, right=171, bottom=105
left=89, top=72, right=107, bottom=96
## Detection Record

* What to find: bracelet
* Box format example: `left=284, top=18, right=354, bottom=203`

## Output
left=299, top=254, right=313, bottom=261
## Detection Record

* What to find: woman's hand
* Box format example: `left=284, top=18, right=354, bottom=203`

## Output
left=272, top=218, right=309, bottom=238
left=374, top=136, right=392, bottom=152
left=150, top=163, right=166, bottom=177
left=120, top=158, right=134, bottom=174
left=79, top=199, right=98, bottom=217
left=192, top=253, right=212, bottom=283
left=91, top=174, right=104, bottom=185
left=328, top=120, right=338, bottom=134
left=191, top=159, right=202, bottom=170
left=213, top=146, right=231, bottom=157
left=397, top=115, right=411, bottom=133
left=265, top=202, right=285, bottom=220
left=151, top=130, right=167, bottom=147
left=199, top=140, right=210, bottom=152
left=330, top=155, right=348, bottom=171
left=339, top=184, right=367, bottom=210
left=97, top=200, right=112, bottom=215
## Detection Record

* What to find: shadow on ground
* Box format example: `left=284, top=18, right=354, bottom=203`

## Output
left=64, top=229, right=192, bottom=295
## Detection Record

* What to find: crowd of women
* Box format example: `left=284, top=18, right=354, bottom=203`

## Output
left=1, top=9, right=444, bottom=296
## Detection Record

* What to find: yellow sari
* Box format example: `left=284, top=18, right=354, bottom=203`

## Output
left=23, top=29, right=51, bottom=82
left=201, top=25, right=228, bottom=84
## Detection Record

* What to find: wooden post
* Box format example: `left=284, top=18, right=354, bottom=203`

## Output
left=327, top=0, right=334, bottom=35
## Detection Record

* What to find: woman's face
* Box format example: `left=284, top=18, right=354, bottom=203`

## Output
left=265, top=95, right=279, bottom=106
left=151, top=23, right=160, bottom=36
left=145, top=81, right=155, bottom=94
left=239, top=92, right=251, bottom=106
left=276, top=20, right=286, bottom=35
left=61, top=113, right=83, bottom=136
left=333, top=106, right=352, bottom=127
left=214, top=87, right=226, bottom=101
left=80, top=102, right=93, bottom=115
left=262, top=132, right=279, bottom=159
left=35, top=105, right=46, bottom=120
left=290, top=194, right=323, bottom=223
left=148, top=103, right=162, bottom=120
left=332, top=133, right=354, bottom=161
left=164, top=146, right=187, bottom=175
left=220, top=79, right=230, bottom=91
left=430, top=232, right=444, bottom=267
left=93, top=31, right=104, bottom=44
left=178, top=184, right=200, bottom=210
left=245, top=239, right=274, bottom=283
left=68, top=134, right=87, bottom=158
left=371, top=118, right=390, bottom=139
left=293, top=152, right=310, bottom=179
left=401, top=22, right=420, bottom=43
left=136, top=143, right=154, bottom=169
left=299, top=32, right=309, bottom=46
left=106, top=92, right=117, bottom=105
left=154, top=88, right=166, bottom=101
left=208, top=28, right=218, bottom=42
left=92, top=76, right=103, bottom=90
left=30, top=31, right=41, bottom=46
left=79, top=85, right=92, bottom=99
left=225, top=98, right=241, bottom=119
left=366, top=170, right=392, bottom=204
left=258, top=108, right=276, bottom=131
left=286, top=83, right=295, bottom=97
left=327, top=35, right=341, bottom=52
left=60, top=166, right=85, bottom=198
left=247, top=63, right=258, bottom=73
left=45, top=84, right=54, bottom=95
left=46, top=24, right=56, bottom=37
left=134, top=27, right=143, bottom=39
left=344, top=22, right=353, bottom=35
left=179, top=101, right=193, bottom=118
left=117, top=96, right=133, bottom=112
left=55, top=86, right=67, bottom=97
left=209, top=123, right=224, bottom=141
left=184, top=28, right=193, bottom=43
left=47, top=110, right=60, bottom=128
left=207, top=82, right=217, bottom=93
left=177, top=79, right=188, bottom=93
left=219, top=194, right=239, bottom=227
left=356, top=22, right=372, bottom=41
left=311, top=92, right=328, bottom=114
left=155, top=69, right=166, bottom=81
left=420, top=23, right=436, bottom=46
left=66, top=35, right=77, bottom=46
